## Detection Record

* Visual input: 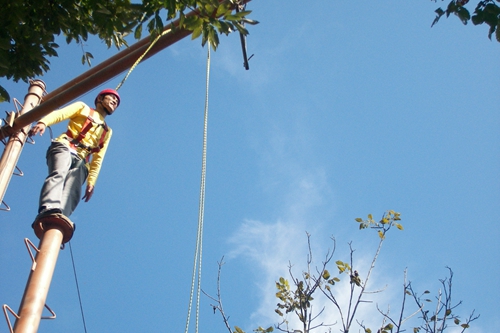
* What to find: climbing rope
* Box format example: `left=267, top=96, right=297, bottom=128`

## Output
left=184, top=46, right=211, bottom=333
left=115, top=28, right=172, bottom=91
left=116, top=25, right=212, bottom=333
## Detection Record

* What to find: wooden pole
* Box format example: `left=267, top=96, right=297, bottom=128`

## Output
left=13, top=228, right=64, bottom=333
left=0, top=80, right=45, bottom=206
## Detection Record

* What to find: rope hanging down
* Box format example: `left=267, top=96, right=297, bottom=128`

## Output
left=184, top=46, right=211, bottom=333
left=69, top=242, right=88, bottom=333
left=113, top=23, right=211, bottom=333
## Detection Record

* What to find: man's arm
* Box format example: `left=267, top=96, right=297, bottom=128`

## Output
left=30, top=102, right=88, bottom=135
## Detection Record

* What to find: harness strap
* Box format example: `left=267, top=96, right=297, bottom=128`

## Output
left=65, top=108, right=108, bottom=157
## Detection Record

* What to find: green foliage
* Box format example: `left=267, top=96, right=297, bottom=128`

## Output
left=0, top=0, right=257, bottom=102
left=275, top=274, right=316, bottom=323
left=232, top=324, right=274, bottom=333
left=81, top=52, right=94, bottom=67
left=354, top=210, right=403, bottom=238
left=0, top=0, right=141, bottom=83
left=471, top=0, right=500, bottom=41
left=0, top=85, right=9, bottom=103
left=432, top=0, right=500, bottom=42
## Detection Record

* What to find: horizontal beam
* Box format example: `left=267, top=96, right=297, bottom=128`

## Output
left=0, top=15, right=192, bottom=140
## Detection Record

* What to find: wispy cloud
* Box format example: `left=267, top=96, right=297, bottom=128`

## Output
left=222, top=101, right=488, bottom=333
left=226, top=124, right=423, bottom=333
left=227, top=120, right=334, bottom=326
left=228, top=213, right=404, bottom=330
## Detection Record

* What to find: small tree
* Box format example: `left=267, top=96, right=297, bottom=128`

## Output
left=205, top=211, right=479, bottom=333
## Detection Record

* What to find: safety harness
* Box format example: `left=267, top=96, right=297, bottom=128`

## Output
left=65, top=108, right=108, bottom=161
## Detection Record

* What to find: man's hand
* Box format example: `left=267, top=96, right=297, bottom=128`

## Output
left=29, top=122, right=46, bottom=136
left=82, top=184, right=94, bottom=202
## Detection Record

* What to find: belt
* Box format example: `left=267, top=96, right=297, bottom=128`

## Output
left=63, top=135, right=93, bottom=152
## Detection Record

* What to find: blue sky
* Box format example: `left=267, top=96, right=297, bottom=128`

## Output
left=1, top=1, right=499, bottom=332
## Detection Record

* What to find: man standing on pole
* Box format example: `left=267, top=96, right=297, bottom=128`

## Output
left=29, top=89, right=120, bottom=222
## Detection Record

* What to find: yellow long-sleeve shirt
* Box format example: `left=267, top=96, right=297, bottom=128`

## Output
left=38, top=101, right=113, bottom=186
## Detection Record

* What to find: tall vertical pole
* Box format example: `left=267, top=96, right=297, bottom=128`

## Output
left=13, top=228, right=64, bottom=333
left=0, top=80, right=45, bottom=206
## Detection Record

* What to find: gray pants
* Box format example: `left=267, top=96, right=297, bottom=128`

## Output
left=39, top=141, right=88, bottom=217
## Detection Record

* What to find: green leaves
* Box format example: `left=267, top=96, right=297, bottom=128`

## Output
left=336, top=260, right=351, bottom=274
left=0, top=85, right=10, bottom=103
left=355, top=214, right=373, bottom=229
left=0, top=0, right=141, bottom=86
left=81, top=52, right=94, bottom=67
left=355, top=210, right=403, bottom=238
left=456, top=6, right=471, bottom=24
left=321, top=269, right=340, bottom=288
left=234, top=326, right=245, bottom=333
left=274, top=267, right=322, bottom=325
left=147, top=10, right=165, bottom=39
left=183, top=2, right=257, bottom=51
left=134, top=23, right=143, bottom=40
left=471, top=1, right=500, bottom=41
left=0, top=0, right=257, bottom=98
left=335, top=260, right=361, bottom=286
left=432, top=0, right=500, bottom=42
left=240, top=325, right=273, bottom=333
left=381, top=323, right=394, bottom=332
left=275, top=277, right=294, bottom=315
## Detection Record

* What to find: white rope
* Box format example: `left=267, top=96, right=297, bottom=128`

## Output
left=184, top=46, right=210, bottom=333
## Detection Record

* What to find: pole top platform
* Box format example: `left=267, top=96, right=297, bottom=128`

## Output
left=32, top=213, right=75, bottom=244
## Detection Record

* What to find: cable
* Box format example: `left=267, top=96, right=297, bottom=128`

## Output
left=69, top=241, right=88, bottom=333
left=184, top=46, right=210, bottom=333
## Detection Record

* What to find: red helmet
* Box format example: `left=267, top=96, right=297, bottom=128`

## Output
left=95, top=89, right=120, bottom=107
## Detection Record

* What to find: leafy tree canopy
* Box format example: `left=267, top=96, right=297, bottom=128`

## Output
left=0, top=0, right=256, bottom=103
